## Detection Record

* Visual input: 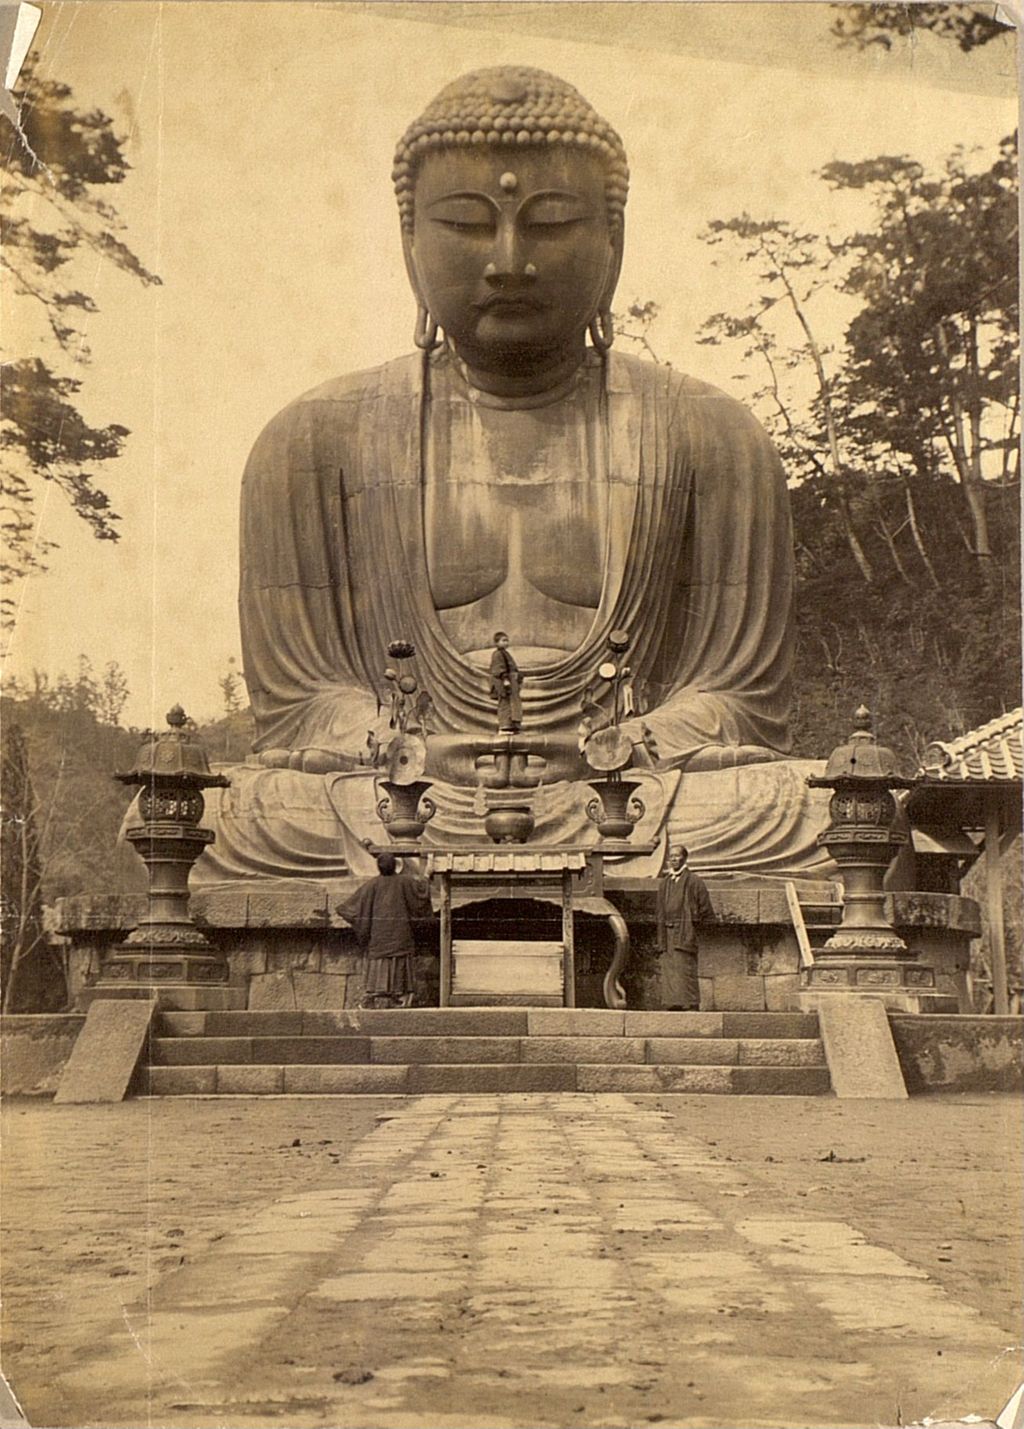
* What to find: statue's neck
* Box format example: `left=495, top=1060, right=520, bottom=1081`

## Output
left=447, top=339, right=589, bottom=401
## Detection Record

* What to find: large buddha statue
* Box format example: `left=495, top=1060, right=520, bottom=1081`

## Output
left=197, top=66, right=829, bottom=885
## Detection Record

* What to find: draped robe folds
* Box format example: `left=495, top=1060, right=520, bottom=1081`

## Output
left=241, top=348, right=793, bottom=761
left=189, top=348, right=832, bottom=886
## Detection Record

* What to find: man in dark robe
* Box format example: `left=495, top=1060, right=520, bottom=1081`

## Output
left=488, top=632, right=522, bottom=733
left=656, top=845, right=716, bottom=1011
left=339, top=854, right=433, bottom=1008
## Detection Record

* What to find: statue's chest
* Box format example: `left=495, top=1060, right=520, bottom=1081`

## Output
left=424, top=397, right=607, bottom=610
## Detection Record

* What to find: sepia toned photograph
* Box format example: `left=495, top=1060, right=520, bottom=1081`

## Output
left=1, top=3, right=1021, bottom=1427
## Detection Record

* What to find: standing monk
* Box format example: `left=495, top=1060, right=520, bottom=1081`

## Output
left=656, top=845, right=715, bottom=1012
left=339, top=854, right=433, bottom=1008
left=489, top=632, right=522, bottom=733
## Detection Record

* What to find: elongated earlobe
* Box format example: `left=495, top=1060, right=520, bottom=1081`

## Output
left=589, top=310, right=615, bottom=354
left=414, top=303, right=440, bottom=351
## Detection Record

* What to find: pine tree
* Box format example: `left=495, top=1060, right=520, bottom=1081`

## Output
left=1, top=59, right=160, bottom=626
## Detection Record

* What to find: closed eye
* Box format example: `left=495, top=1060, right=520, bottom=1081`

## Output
left=434, top=218, right=495, bottom=234
left=521, top=194, right=591, bottom=227
left=427, top=195, right=497, bottom=230
left=524, top=214, right=588, bottom=233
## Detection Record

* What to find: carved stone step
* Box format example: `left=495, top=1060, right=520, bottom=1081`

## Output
left=156, top=1008, right=821, bottom=1040
left=141, top=1060, right=831, bottom=1096
left=149, top=1033, right=827, bottom=1068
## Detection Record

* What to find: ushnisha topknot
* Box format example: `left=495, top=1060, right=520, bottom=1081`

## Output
left=392, top=66, right=629, bottom=234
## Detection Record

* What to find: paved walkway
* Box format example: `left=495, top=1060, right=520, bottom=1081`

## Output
left=29, top=1094, right=1019, bottom=1429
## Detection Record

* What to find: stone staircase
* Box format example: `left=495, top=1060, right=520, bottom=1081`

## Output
left=141, top=1008, right=831, bottom=1096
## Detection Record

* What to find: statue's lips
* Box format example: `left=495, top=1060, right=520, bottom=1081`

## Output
left=474, top=294, right=547, bottom=314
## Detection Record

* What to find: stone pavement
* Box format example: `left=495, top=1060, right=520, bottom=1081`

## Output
left=37, top=1094, right=1020, bottom=1429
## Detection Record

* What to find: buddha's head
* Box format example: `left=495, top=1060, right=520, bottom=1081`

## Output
left=393, top=67, right=629, bottom=381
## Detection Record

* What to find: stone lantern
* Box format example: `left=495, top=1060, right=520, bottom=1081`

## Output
left=804, top=706, right=938, bottom=1010
left=93, top=706, right=231, bottom=999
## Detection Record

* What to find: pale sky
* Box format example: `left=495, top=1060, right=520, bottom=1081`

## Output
left=4, top=1, right=1017, bottom=728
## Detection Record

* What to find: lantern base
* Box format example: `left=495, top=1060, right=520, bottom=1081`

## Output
left=799, top=951, right=957, bottom=1014
left=94, top=934, right=231, bottom=998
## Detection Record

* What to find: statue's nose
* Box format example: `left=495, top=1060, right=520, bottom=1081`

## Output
left=484, top=224, right=537, bottom=286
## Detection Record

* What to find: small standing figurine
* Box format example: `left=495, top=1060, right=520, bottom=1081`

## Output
left=489, top=631, right=522, bottom=734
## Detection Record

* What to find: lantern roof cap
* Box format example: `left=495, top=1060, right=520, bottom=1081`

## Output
left=115, top=706, right=230, bottom=788
left=811, top=706, right=917, bottom=787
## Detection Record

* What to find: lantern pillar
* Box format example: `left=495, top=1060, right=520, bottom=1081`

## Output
left=801, top=707, right=940, bottom=1014
left=87, top=706, right=238, bottom=1009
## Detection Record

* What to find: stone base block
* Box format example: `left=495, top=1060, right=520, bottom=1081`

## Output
left=625, top=1011, right=724, bottom=1038
left=218, top=1063, right=284, bottom=1095
left=80, top=985, right=246, bottom=1012
left=729, top=1065, right=832, bottom=1096
left=405, top=1062, right=575, bottom=1093
left=800, top=987, right=958, bottom=1016
left=646, top=1037, right=739, bottom=1065
left=809, top=996, right=908, bottom=1099
left=720, top=1012, right=819, bottom=1039
left=283, top=1064, right=409, bottom=1094
left=889, top=1014, right=1024, bottom=1094
left=764, top=973, right=802, bottom=1011
left=144, top=1064, right=218, bottom=1095
left=0, top=1015, right=86, bottom=1096
left=525, top=1008, right=625, bottom=1036
left=736, top=1037, right=827, bottom=1067
left=708, top=973, right=766, bottom=1012
left=369, top=1035, right=520, bottom=1064
left=576, top=1064, right=734, bottom=1093
left=521, top=1035, right=646, bottom=1064
left=152, top=1036, right=254, bottom=1066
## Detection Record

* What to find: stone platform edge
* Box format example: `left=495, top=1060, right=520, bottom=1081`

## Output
left=53, top=885, right=980, bottom=935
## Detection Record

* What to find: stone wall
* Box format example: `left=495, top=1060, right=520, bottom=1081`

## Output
left=614, top=887, right=978, bottom=1013
left=1, top=1014, right=86, bottom=1095
left=890, top=1014, right=1023, bottom=1094
left=54, top=883, right=980, bottom=1013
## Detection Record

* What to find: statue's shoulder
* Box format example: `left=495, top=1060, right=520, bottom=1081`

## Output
left=609, top=351, right=769, bottom=431
left=609, top=352, right=778, bottom=472
left=254, top=354, right=421, bottom=438
left=242, top=355, right=421, bottom=494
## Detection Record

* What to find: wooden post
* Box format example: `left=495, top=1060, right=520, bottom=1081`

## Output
left=562, top=868, right=576, bottom=1008
left=984, top=802, right=1009, bottom=1016
left=785, top=881, right=814, bottom=969
left=439, top=870, right=452, bottom=1008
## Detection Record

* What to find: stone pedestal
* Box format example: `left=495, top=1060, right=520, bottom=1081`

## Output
left=799, top=957, right=956, bottom=1015
left=57, top=881, right=978, bottom=1014
left=92, top=823, right=231, bottom=1000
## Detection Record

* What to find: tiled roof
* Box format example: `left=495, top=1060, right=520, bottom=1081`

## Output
left=919, top=708, right=1023, bottom=783
left=427, top=849, right=589, bottom=876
